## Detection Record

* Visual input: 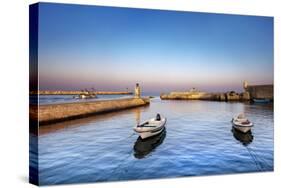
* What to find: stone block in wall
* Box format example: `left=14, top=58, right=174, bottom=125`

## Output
left=226, top=91, right=240, bottom=101
left=219, top=93, right=226, bottom=101
left=240, top=92, right=250, bottom=100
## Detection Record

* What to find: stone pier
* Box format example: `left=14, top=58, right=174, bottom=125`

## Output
left=30, top=98, right=150, bottom=125
left=160, top=82, right=274, bottom=102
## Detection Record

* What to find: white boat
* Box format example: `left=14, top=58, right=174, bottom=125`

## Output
left=134, top=114, right=166, bottom=139
left=232, top=114, right=253, bottom=133
left=73, top=94, right=97, bottom=99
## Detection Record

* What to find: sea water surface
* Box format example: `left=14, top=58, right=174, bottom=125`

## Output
left=37, top=97, right=274, bottom=185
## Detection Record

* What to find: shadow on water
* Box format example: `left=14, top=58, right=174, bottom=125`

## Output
left=133, top=128, right=166, bottom=159
left=231, top=127, right=273, bottom=171
left=39, top=105, right=148, bottom=135
left=231, top=128, right=254, bottom=146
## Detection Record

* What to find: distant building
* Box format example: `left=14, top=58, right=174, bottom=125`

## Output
left=243, top=81, right=273, bottom=100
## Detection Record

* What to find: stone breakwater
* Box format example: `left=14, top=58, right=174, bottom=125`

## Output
left=30, top=90, right=133, bottom=95
left=160, top=83, right=274, bottom=101
left=160, top=91, right=250, bottom=101
left=245, top=85, right=273, bottom=100
left=30, top=98, right=149, bottom=125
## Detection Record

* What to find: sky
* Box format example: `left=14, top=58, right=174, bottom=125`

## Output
left=37, top=3, right=273, bottom=94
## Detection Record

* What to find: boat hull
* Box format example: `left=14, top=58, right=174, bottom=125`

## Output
left=138, top=126, right=165, bottom=139
left=134, top=118, right=166, bottom=140
left=232, top=119, right=253, bottom=133
left=232, top=124, right=252, bottom=133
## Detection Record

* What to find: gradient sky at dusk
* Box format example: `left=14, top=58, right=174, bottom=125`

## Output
left=38, top=3, right=273, bottom=94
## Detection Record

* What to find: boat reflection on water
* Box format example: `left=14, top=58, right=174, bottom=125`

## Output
left=133, top=128, right=166, bottom=159
left=232, top=128, right=254, bottom=146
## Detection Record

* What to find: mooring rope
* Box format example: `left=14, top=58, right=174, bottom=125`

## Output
left=245, top=146, right=263, bottom=171
left=113, top=132, right=137, bottom=143
left=109, top=144, right=135, bottom=180
left=246, top=146, right=271, bottom=169
left=102, top=130, right=137, bottom=178
left=245, top=145, right=271, bottom=171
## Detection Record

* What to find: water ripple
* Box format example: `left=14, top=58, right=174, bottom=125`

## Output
left=38, top=100, right=273, bottom=185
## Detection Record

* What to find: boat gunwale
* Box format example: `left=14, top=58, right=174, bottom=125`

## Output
left=232, top=123, right=253, bottom=128
left=134, top=118, right=166, bottom=133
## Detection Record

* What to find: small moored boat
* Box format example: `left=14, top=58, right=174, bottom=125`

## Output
left=232, top=113, right=253, bottom=133
left=253, top=98, right=270, bottom=103
left=73, top=93, right=97, bottom=99
left=79, top=94, right=97, bottom=99
left=134, top=114, right=166, bottom=140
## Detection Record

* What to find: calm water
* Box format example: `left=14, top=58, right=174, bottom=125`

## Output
left=36, top=98, right=274, bottom=185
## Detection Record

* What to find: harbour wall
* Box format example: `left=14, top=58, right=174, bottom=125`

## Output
left=160, top=83, right=273, bottom=101
left=160, top=91, right=250, bottom=101
left=245, top=85, right=273, bottom=100
left=30, top=90, right=133, bottom=95
left=161, top=92, right=220, bottom=100
left=30, top=98, right=149, bottom=125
